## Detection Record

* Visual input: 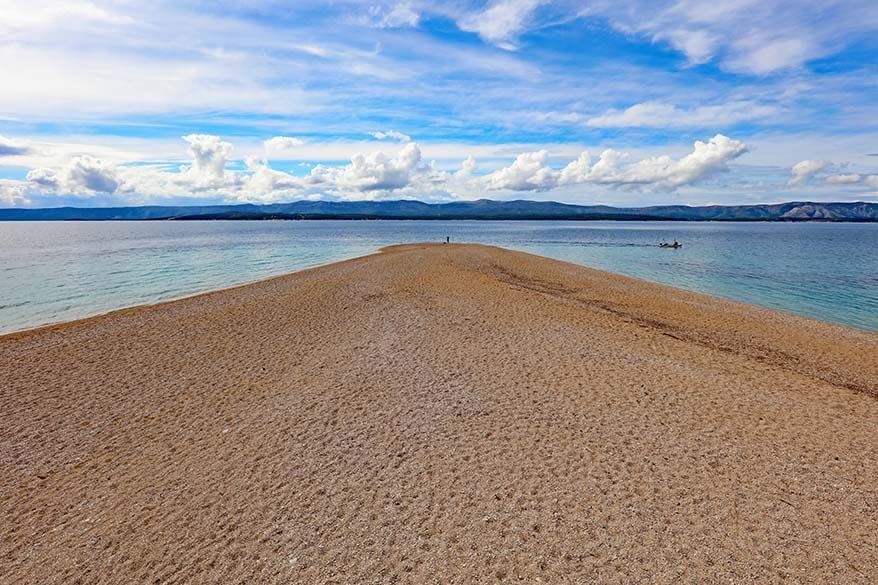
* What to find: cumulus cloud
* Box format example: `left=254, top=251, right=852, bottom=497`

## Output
left=234, top=141, right=438, bottom=201
left=457, top=155, right=477, bottom=177
left=370, top=130, right=412, bottom=143
left=183, top=134, right=231, bottom=179
left=458, top=0, right=544, bottom=50
left=26, top=155, right=121, bottom=194
left=249, top=140, right=452, bottom=200
left=180, top=134, right=236, bottom=190
left=487, top=150, right=556, bottom=190
left=10, top=133, right=754, bottom=203
left=264, top=136, right=305, bottom=155
left=586, top=101, right=778, bottom=129
left=333, top=142, right=426, bottom=191
left=866, top=175, right=878, bottom=189
left=789, top=160, right=830, bottom=185
left=0, top=180, right=29, bottom=205
left=614, top=134, right=748, bottom=188
left=488, top=134, right=748, bottom=191
left=0, top=136, right=30, bottom=156
left=67, top=155, right=121, bottom=193
left=558, top=152, right=594, bottom=185
left=25, top=167, right=58, bottom=188
left=243, top=158, right=303, bottom=200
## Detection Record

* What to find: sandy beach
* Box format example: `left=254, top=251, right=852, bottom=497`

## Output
left=2, top=243, right=876, bottom=583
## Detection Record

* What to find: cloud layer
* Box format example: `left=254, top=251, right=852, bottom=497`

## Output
left=487, top=134, right=748, bottom=191
left=0, top=136, right=30, bottom=156
left=2, top=133, right=765, bottom=205
left=580, top=0, right=878, bottom=74
left=586, top=102, right=778, bottom=129
left=1, top=1, right=877, bottom=207
left=789, top=159, right=878, bottom=191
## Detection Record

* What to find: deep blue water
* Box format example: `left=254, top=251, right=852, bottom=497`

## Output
left=0, top=220, right=876, bottom=334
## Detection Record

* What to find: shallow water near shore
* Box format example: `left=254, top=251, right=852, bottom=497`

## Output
left=1, top=219, right=876, bottom=333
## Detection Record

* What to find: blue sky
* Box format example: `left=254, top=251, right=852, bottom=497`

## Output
left=1, top=0, right=877, bottom=207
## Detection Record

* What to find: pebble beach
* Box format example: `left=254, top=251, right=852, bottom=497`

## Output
left=2, top=243, right=876, bottom=583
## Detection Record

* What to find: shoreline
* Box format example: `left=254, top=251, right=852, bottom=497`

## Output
left=0, top=249, right=378, bottom=341
left=2, top=243, right=876, bottom=582
left=3, top=243, right=875, bottom=340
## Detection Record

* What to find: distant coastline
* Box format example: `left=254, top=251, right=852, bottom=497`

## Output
left=1, top=199, right=877, bottom=222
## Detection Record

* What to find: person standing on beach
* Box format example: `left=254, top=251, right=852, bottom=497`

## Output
left=446, top=236, right=450, bottom=244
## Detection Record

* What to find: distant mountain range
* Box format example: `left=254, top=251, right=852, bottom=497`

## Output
left=1, top=200, right=877, bottom=222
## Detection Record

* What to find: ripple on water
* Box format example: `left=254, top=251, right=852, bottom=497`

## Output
left=0, top=220, right=876, bottom=333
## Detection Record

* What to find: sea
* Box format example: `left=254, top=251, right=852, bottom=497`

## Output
left=1, top=220, right=876, bottom=334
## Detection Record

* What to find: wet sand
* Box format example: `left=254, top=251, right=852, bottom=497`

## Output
left=2, top=243, right=876, bottom=583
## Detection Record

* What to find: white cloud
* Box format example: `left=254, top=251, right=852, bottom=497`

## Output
left=488, top=134, right=748, bottom=192
left=583, top=0, right=878, bottom=74
left=665, top=29, right=716, bottom=65
left=24, top=167, right=58, bottom=188
left=0, top=135, right=30, bottom=156
left=726, top=37, right=811, bottom=75
left=458, top=0, right=544, bottom=50
left=825, top=173, right=862, bottom=184
left=457, top=155, right=477, bottom=177
left=786, top=161, right=878, bottom=190
left=0, top=0, right=133, bottom=31
left=181, top=134, right=232, bottom=182
left=11, top=136, right=455, bottom=202
left=67, top=155, right=121, bottom=193
left=22, top=132, right=876, bottom=205
left=0, top=180, right=29, bottom=205
left=586, top=101, right=778, bottom=128
left=370, top=130, right=412, bottom=142
left=236, top=141, right=440, bottom=201
left=1, top=135, right=473, bottom=202
left=789, top=159, right=830, bottom=185
left=264, top=136, right=306, bottom=155
left=581, top=135, right=744, bottom=188
left=26, top=155, right=121, bottom=194
left=486, top=149, right=556, bottom=190
left=364, top=2, right=420, bottom=28
left=242, top=159, right=303, bottom=201
left=585, top=149, right=624, bottom=183
left=529, top=111, right=588, bottom=124
left=617, top=134, right=748, bottom=188
left=0, top=25, right=316, bottom=119
left=558, top=151, right=594, bottom=185
left=334, top=142, right=426, bottom=191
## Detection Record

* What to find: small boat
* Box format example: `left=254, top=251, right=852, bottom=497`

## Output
left=659, top=241, right=682, bottom=249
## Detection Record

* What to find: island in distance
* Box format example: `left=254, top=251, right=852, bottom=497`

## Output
left=1, top=199, right=877, bottom=222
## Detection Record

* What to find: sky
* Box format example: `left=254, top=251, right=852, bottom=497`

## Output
left=1, top=0, right=878, bottom=208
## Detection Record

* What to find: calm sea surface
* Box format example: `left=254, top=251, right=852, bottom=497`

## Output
left=1, top=220, right=876, bottom=334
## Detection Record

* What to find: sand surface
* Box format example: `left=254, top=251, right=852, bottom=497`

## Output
left=2, top=243, right=877, bottom=584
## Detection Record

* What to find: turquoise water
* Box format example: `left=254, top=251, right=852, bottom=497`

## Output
left=0, top=220, right=876, bottom=334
